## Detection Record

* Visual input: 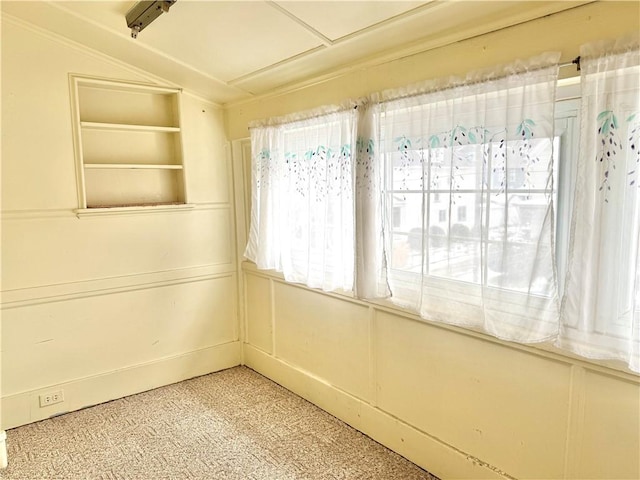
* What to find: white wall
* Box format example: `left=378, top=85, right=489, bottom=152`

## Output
left=227, top=3, right=640, bottom=479
left=1, top=16, right=240, bottom=429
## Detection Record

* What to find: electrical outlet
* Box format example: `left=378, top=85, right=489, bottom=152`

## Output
left=39, top=390, right=64, bottom=407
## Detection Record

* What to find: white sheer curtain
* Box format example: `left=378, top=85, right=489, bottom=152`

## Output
left=245, top=109, right=357, bottom=292
left=375, top=54, right=561, bottom=342
left=354, top=102, right=391, bottom=299
left=559, top=39, right=640, bottom=372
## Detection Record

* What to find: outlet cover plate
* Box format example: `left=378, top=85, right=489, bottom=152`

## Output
left=39, top=390, right=64, bottom=407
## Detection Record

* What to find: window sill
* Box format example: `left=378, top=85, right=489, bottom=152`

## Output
left=75, top=203, right=195, bottom=218
left=241, top=260, right=639, bottom=379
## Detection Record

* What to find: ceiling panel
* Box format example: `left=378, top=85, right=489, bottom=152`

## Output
left=274, top=0, right=427, bottom=41
left=137, top=2, right=324, bottom=81
left=2, top=0, right=595, bottom=105
left=57, top=1, right=325, bottom=82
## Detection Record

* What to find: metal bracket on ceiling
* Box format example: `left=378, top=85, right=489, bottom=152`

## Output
left=126, top=0, right=177, bottom=39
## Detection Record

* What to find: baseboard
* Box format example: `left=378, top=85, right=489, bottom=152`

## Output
left=2, top=341, right=241, bottom=430
left=243, top=344, right=509, bottom=480
left=0, top=431, right=6, bottom=469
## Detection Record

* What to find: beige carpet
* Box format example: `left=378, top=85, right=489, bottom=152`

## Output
left=1, top=366, right=439, bottom=479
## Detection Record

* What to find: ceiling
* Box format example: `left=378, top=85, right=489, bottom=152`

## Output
left=2, top=1, right=591, bottom=105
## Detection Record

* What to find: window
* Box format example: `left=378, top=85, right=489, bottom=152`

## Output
left=385, top=136, right=559, bottom=291
left=245, top=109, right=356, bottom=293
left=246, top=45, right=639, bottom=372
left=375, top=58, right=561, bottom=342
left=457, top=206, right=467, bottom=222
left=393, top=204, right=403, bottom=228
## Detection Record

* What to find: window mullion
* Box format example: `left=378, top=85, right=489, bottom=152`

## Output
left=424, top=144, right=431, bottom=277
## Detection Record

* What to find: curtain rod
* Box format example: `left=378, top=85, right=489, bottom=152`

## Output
left=251, top=55, right=583, bottom=127
left=560, top=56, right=581, bottom=71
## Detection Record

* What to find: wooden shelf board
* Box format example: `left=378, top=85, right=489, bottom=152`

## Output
left=80, top=122, right=180, bottom=132
left=75, top=203, right=194, bottom=217
left=83, top=164, right=183, bottom=170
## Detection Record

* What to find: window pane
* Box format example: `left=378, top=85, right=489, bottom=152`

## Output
left=486, top=241, right=554, bottom=295
left=428, top=237, right=481, bottom=283
left=428, top=193, right=481, bottom=283
left=504, top=138, right=554, bottom=190
left=487, top=193, right=550, bottom=243
left=430, top=144, right=485, bottom=191
left=388, top=193, right=423, bottom=271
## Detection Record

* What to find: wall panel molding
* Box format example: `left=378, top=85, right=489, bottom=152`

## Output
left=0, top=203, right=231, bottom=221
left=1, top=265, right=236, bottom=309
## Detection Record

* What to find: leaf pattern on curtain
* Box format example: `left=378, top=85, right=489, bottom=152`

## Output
left=626, top=112, right=639, bottom=186
left=596, top=110, right=623, bottom=201
left=594, top=109, right=640, bottom=197
left=282, top=144, right=354, bottom=200
left=245, top=109, right=357, bottom=293
left=355, top=136, right=375, bottom=196
left=256, top=148, right=272, bottom=190
left=392, top=120, right=544, bottom=201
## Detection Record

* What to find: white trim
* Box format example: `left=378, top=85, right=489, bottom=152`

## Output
left=80, top=123, right=181, bottom=133
left=0, top=203, right=230, bottom=220
left=75, top=203, right=195, bottom=217
left=83, top=164, right=183, bottom=169
left=0, top=431, right=6, bottom=469
left=1, top=266, right=236, bottom=309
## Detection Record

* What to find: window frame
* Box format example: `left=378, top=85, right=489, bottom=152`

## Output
left=380, top=86, right=581, bottom=305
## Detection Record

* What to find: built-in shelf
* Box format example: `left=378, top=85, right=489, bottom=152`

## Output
left=83, top=164, right=184, bottom=170
left=70, top=76, right=187, bottom=211
left=75, top=203, right=195, bottom=218
left=80, top=122, right=181, bottom=133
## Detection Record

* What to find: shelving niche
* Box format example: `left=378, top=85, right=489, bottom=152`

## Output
left=71, top=76, right=190, bottom=214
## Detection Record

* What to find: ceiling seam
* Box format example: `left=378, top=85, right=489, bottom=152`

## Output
left=328, top=0, right=448, bottom=46
left=227, top=45, right=328, bottom=87
left=265, top=1, right=334, bottom=46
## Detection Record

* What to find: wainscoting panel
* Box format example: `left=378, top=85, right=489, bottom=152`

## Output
left=574, top=370, right=640, bottom=479
left=273, top=282, right=371, bottom=402
left=244, top=273, right=273, bottom=354
left=374, top=310, right=572, bottom=480
left=2, top=275, right=238, bottom=396
left=1, top=207, right=233, bottom=291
